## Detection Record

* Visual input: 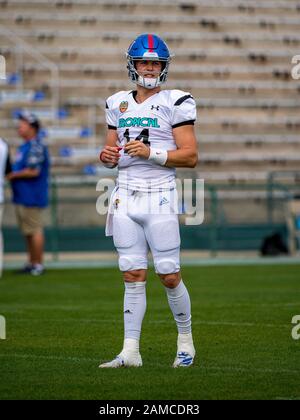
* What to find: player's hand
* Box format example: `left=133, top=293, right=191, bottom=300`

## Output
left=124, top=141, right=150, bottom=159
left=100, top=146, right=122, bottom=165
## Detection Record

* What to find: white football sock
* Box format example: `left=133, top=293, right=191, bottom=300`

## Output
left=32, top=263, right=44, bottom=270
left=123, top=281, right=146, bottom=343
left=165, top=280, right=192, bottom=334
left=122, top=338, right=140, bottom=354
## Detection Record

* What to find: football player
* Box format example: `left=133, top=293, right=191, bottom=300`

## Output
left=99, top=34, right=198, bottom=368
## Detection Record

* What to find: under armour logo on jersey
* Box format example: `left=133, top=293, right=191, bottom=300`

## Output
left=151, top=105, right=160, bottom=111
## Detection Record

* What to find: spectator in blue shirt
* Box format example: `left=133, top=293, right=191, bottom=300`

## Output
left=7, top=111, right=50, bottom=276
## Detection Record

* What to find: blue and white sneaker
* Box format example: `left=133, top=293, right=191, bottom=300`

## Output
left=30, top=264, right=45, bottom=276
left=99, top=351, right=142, bottom=368
left=173, top=333, right=196, bottom=368
left=173, top=351, right=195, bottom=367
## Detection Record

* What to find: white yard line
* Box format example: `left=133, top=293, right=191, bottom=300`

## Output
left=3, top=256, right=300, bottom=270
left=2, top=317, right=292, bottom=329
left=0, top=353, right=299, bottom=376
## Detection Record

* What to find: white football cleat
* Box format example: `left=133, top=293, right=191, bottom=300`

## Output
left=173, top=351, right=195, bottom=368
left=173, top=333, right=196, bottom=368
left=99, top=351, right=142, bottom=368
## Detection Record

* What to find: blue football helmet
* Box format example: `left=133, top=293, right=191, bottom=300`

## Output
left=126, top=34, right=172, bottom=89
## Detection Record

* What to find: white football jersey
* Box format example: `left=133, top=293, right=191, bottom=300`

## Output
left=105, top=89, right=197, bottom=191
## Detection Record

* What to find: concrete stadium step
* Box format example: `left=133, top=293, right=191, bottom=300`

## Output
left=1, top=8, right=300, bottom=23
left=24, top=78, right=298, bottom=100
left=0, top=89, right=46, bottom=104
left=2, top=0, right=300, bottom=16
left=66, top=95, right=300, bottom=111
left=2, top=14, right=300, bottom=38
left=1, top=0, right=299, bottom=185
left=19, top=62, right=296, bottom=83
left=2, top=45, right=296, bottom=67
left=4, top=27, right=300, bottom=47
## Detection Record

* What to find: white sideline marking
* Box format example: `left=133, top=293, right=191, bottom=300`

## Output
left=225, top=303, right=300, bottom=308
left=1, top=301, right=299, bottom=312
left=4, top=256, right=300, bottom=270
left=0, top=315, right=5, bottom=339
left=0, top=353, right=98, bottom=363
left=9, top=317, right=291, bottom=329
left=0, top=353, right=299, bottom=376
left=0, top=304, right=85, bottom=311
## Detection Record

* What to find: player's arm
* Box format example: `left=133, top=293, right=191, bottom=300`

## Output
left=6, top=168, right=40, bottom=180
left=165, top=124, right=198, bottom=168
left=165, top=92, right=198, bottom=168
left=100, top=97, right=121, bottom=168
left=99, top=129, right=121, bottom=167
left=7, top=143, right=43, bottom=180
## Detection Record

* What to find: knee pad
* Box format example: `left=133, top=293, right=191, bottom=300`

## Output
left=148, top=220, right=180, bottom=252
left=119, top=256, right=135, bottom=272
left=119, top=255, right=148, bottom=272
left=113, top=216, right=137, bottom=248
left=155, top=258, right=179, bottom=275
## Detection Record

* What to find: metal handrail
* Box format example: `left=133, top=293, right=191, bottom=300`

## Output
left=3, top=178, right=293, bottom=259
left=0, top=24, right=60, bottom=121
left=267, top=171, right=300, bottom=223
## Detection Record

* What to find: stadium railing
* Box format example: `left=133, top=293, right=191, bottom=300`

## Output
left=3, top=177, right=295, bottom=259
left=0, top=24, right=59, bottom=122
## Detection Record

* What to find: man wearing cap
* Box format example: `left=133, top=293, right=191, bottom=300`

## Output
left=7, top=111, right=50, bottom=276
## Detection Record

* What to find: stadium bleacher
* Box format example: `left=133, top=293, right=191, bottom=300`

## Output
left=1, top=0, right=300, bottom=186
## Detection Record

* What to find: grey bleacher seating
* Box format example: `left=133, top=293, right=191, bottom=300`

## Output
left=0, top=0, right=300, bottom=186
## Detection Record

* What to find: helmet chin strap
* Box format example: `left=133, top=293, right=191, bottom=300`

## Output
left=137, top=75, right=160, bottom=89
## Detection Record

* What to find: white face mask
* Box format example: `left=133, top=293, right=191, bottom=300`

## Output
left=137, top=75, right=160, bottom=90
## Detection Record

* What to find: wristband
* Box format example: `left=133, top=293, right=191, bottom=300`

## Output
left=148, top=148, right=168, bottom=166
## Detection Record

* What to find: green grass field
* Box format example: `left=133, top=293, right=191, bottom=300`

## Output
left=0, top=264, right=299, bottom=400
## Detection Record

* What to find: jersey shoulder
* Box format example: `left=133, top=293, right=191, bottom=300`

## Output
left=161, top=90, right=197, bottom=126
left=160, top=89, right=195, bottom=107
left=106, top=91, right=133, bottom=110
